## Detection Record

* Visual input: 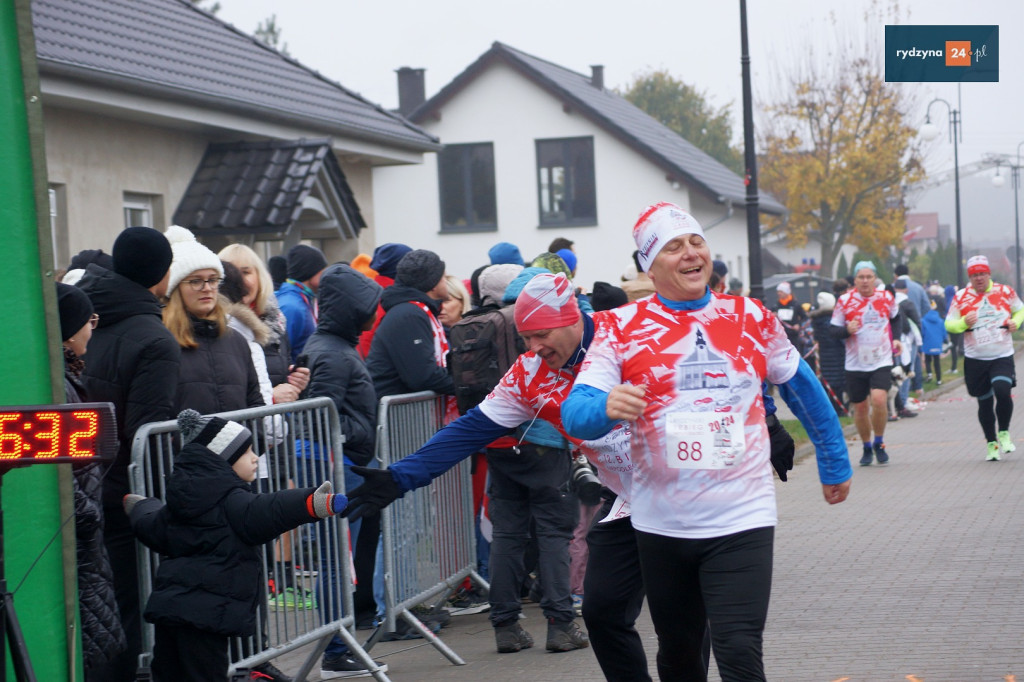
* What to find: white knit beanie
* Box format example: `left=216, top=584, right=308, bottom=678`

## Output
left=164, top=225, right=224, bottom=295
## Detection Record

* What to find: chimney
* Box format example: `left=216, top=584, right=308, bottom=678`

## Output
left=590, top=65, right=604, bottom=90
left=396, top=67, right=426, bottom=116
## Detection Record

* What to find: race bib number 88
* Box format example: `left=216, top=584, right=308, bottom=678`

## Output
left=665, top=411, right=745, bottom=470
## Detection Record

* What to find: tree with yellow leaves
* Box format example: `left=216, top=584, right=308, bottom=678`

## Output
left=759, top=37, right=924, bottom=276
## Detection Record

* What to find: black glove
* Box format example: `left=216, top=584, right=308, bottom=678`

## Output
left=342, top=465, right=403, bottom=521
left=767, top=415, right=795, bottom=482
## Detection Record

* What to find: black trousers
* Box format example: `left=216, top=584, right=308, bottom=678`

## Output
left=152, top=623, right=228, bottom=682
left=636, top=526, right=774, bottom=682
left=581, top=498, right=651, bottom=682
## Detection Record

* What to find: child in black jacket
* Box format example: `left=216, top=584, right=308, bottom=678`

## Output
left=124, top=409, right=345, bottom=681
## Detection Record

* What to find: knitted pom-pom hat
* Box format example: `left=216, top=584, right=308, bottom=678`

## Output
left=177, top=409, right=252, bottom=465
left=164, top=225, right=224, bottom=295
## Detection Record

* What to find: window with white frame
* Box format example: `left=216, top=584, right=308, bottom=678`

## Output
left=123, top=192, right=154, bottom=228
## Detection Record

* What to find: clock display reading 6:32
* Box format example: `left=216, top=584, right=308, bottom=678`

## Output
left=0, top=403, right=117, bottom=466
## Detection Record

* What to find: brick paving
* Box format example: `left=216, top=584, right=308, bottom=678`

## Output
left=276, top=354, right=1024, bottom=681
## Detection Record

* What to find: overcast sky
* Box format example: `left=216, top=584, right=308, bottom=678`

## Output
left=216, top=0, right=1023, bottom=244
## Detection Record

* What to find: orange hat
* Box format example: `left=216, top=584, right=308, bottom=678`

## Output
left=351, top=253, right=377, bottom=279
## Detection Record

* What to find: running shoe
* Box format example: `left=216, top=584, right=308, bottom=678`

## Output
left=987, top=442, right=1001, bottom=461
left=873, top=442, right=889, bottom=465
left=268, top=587, right=316, bottom=610
left=998, top=431, right=1016, bottom=453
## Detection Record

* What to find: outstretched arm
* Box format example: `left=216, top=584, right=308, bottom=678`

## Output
left=343, top=407, right=512, bottom=521
left=777, top=358, right=852, bottom=504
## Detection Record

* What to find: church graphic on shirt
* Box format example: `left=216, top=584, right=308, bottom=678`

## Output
left=976, top=296, right=1004, bottom=330
left=677, top=329, right=730, bottom=392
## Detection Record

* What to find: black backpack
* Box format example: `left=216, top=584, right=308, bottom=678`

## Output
left=447, top=304, right=526, bottom=414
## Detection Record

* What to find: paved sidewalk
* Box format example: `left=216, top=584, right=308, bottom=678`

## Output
left=278, top=358, right=1024, bottom=681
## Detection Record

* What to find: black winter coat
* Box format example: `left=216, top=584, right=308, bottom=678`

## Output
left=366, top=284, right=455, bottom=398
left=78, top=264, right=182, bottom=508
left=810, top=308, right=846, bottom=396
left=128, top=445, right=319, bottom=636
left=302, top=265, right=382, bottom=466
left=173, top=316, right=264, bottom=416
left=66, top=364, right=127, bottom=674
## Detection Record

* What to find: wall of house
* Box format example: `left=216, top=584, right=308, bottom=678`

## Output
left=43, top=106, right=380, bottom=269
left=43, top=106, right=207, bottom=263
left=372, top=62, right=751, bottom=290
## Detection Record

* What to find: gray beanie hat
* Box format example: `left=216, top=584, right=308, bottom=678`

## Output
left=396, top=249, right=446, bottom=292
left=477, top=264, right=524, bottom=306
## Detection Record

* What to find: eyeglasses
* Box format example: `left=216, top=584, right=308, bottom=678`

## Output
left=184, top=277, right=222, bottom=291
left=88, top=314, right=99, bottom=329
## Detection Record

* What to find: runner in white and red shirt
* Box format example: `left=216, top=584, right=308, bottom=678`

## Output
left=945, top=255, right=1024, bottom=460
left=344, top=273, right=628, bottom=666
left=829, top=261, right=901, bottom=466
left=561, top=202, right=852, bottom=682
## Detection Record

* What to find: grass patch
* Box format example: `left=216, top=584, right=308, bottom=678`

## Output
left=780, top=416, right=854, bottom=449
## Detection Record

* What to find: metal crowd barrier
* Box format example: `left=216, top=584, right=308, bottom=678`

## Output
left=128, top=398, right=389, bottom=681
left=371, top=391, right=489, bottom=666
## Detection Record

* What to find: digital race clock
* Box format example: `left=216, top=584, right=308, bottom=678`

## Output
left=0, top=403, right=117, bottom=467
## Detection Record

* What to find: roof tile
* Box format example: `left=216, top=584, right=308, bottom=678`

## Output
left=32, top=0, right=438, bottom=151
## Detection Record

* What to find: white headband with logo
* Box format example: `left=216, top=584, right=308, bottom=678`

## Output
left=632, top=202, right=706, bottom=273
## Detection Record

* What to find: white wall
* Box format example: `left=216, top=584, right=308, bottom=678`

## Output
left=373, top=62, right=750, bottom=289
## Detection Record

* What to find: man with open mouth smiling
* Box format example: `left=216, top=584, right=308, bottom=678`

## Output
left=561, top=201, right=852, bottom=682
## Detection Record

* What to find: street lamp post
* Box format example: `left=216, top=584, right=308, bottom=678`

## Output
left=990, top=144, right=1024, bottom=294
left=739, top=0, right=763, bottom=302
left=920, top=98, right=963, bottom=286
left=1011, top=143, right=1023, bottom=295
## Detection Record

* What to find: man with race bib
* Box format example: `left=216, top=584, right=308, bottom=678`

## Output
left=561, top=202, right=852, bottom=682
left=945, top=255, right=1024, bottom=461
left=830, top=260, right=901, bottom=466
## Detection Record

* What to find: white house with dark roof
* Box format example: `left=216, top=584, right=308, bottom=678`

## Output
left=372, top=41, right=786, bottom=287
left=31, top=0, right=438, bottom=267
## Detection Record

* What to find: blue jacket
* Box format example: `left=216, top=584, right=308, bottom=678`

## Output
left=276, top=280, right=317, bottom=362
left=920, top=308, right=947, bottom=355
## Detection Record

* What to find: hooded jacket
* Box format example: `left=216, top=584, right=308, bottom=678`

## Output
left=302, top=265, right=382, bottom=466
left=128, top=444, right=318, bottom=636
left=920, top=307, right=948, bottom=355
left=366, top=284, right=456, bottom=398
left=78, top=264, right=182, bottom=508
